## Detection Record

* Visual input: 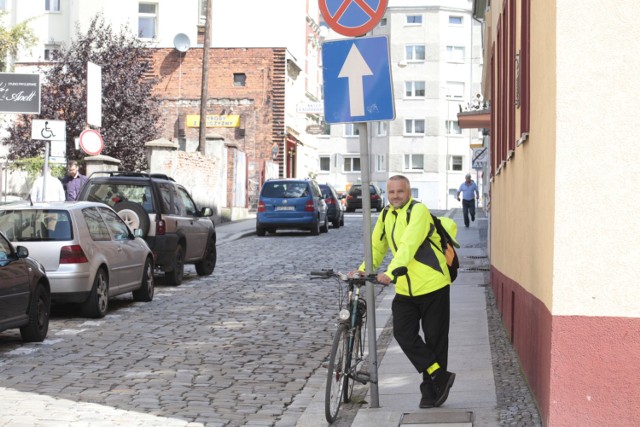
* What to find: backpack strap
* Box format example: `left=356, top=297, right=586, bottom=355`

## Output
left=380, top=200, right=419, bottom=240
left=429, top=214, right=451, bottom=253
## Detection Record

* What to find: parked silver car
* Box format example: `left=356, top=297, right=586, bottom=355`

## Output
left=0, top=201, right=154, bottom=318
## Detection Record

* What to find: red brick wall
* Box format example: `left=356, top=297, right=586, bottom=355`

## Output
left=146, top=47, right=286, bottom=208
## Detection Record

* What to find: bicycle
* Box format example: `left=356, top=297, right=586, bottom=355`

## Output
left=310, top=269, right=386, bottom=424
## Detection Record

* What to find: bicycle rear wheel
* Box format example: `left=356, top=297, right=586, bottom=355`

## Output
left=344, top=323, right=363, bottom=403
left=325, top=323, right=349, bottom=423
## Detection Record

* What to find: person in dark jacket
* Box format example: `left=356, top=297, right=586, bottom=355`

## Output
left=61, top=160, right=88, bottom=201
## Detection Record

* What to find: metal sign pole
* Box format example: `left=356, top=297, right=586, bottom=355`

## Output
left=42, top=142, right=50, bottom=198
left=358, top=122, right=379, bottom=408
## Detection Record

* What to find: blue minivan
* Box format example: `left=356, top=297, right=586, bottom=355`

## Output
left=256, top=179, right=329, bottom=236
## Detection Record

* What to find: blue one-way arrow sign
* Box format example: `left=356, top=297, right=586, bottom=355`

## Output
left=322, top=36, right=395, bottom=124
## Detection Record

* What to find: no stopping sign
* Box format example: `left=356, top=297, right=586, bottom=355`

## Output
left=319, top=0, right=388, bottom=37
left=79, top=129, right=104, bottom=156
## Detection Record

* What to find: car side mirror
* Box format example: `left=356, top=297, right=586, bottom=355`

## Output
left=16, top=245, right=29, bottom=258
left=201, top=207, right=213, bottom=217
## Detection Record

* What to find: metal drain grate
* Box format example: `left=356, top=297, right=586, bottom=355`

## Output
left=459, top=267, right=490, bottom=272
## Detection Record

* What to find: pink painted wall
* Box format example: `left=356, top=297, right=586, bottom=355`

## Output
left=492, top=266, right=640, bottom=426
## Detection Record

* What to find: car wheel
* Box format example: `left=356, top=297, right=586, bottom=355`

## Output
left=82, top=268, right=109, bottom=318
left=267, top=228, right=276, bottom=234
left=19, top=282, right=50, bottom=342
left=346, top=207, right=354, bottom=213
left=165, top=244, right=185, bottom=286
left=133, top=257, right=154, bottom=302
left=332, top=217, right=340, bottom=228
left=320, top=215, right=329, bottom=233
left=340, top=214, right=345, bottom=226
left=114, top=202, right=150, bottom=236
left=195, top=237, right=216, bottom=276
left=310, top=220, right=320, bottom=236
left=256, top=225, right=266, bottom=237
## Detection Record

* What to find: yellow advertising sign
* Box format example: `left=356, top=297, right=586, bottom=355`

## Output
left=185, top=114, right=240, bottom=128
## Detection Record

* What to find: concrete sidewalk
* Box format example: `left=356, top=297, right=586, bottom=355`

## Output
left=294, top=208, right=496, bottom=427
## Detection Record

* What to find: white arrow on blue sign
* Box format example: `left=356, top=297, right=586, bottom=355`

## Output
left=322, top=36, right=395, bottom=124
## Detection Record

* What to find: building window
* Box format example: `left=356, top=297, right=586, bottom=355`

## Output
left=0, top=0, right=6, bottom=10
left=138, top=3, right=158, bottom=39
left=44, top=44, right=61, bottom=61
left=45, top=0, right=60, bottom=12
left=404, top=119, right=425, bottom=135
left=344, top=123, right=360, bottom=137
left=233, top=73, right=246, bottom=86
left=405, top=45, right=426, bottom=62
left=411, top=188, right=420, bottom=199
left=319, top=155, right=330, bottom=172
left=406, top=15, right=422, bottom=25
left=449, top=15, right=463, bottom=25
left=379, top=17, right=387, bottom=27
left=321, top=121, right=331, bottom=136
left=343, top=157, right=361, bottom=172
left=446, top=120, right=462, bottom=135
left=404, top=154, right=424, bottom=171
left=446, top=81, right=465, bottom=98
left=376, top=121, right=388, bottom=137
left=446, top=46, right=465, bottom=63
left=449, top=155, right=463, bottom=171
left=405, top=81, right=425, bottom=98
left=376, top=154, right=385, bottom=172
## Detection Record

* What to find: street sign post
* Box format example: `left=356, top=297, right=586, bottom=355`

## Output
left=319, top=0, right=388, bottom=37
left=322, top=36, right=395, bottom=124
left=321, top=34, right=395, bottom=410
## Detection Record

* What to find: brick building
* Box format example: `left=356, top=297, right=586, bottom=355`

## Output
left=148, top=47, right=289, bottom=209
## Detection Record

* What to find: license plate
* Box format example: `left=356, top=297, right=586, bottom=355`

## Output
left=275, top=206, right=295, bottom=211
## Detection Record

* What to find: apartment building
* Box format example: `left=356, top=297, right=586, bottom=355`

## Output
left=316, top=0, right=483, bottom=209
left=0, top=0, right=324, bottom=210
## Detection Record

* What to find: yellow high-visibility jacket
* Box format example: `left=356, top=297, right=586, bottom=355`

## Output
left=359, top=199, right=451, bottom=297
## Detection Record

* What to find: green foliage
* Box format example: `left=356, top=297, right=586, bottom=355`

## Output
left=0, top=12, right=38, bottom=72
left=2, top=14, right=162, bottom=170
left=9, top=157, right=66, bottom=181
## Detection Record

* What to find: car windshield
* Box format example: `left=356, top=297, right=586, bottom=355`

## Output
left=0, top=209, right=73, bottom=241
left=350, top=185, right=376, bottom=196
left=261, top=182, right=309, bottom=198
left=85, top=183, right=154, bottom=212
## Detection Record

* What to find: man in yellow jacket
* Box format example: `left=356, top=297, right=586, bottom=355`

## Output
left=353, top=175, right=455, bottom=408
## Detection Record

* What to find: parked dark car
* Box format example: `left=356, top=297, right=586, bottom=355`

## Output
left=77, top=172, right=216, bottom=286
left=0, top=231, right=50, bottom=342
left=256, top=178, right=328, bottom=236
left=345, top=184, right=385, bottom=212
left=319, top=183, right=344, bottom=228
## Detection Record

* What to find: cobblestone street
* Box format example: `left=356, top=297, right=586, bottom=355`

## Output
left=0, top=216, right=385, bottom=426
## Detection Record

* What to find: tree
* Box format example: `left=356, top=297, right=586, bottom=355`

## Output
left=0, top=12, right=38, bottom=72
left=2, top=15, right=162, bottom=171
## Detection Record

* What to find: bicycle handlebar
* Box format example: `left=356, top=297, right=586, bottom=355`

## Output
left=310, top=269, right=387, bottom=285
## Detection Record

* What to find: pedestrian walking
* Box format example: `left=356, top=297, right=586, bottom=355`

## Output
left=29, top=166, right=65, bottom=202
left=351, top=175, right=455, bottom=409
left=61, top=160, right=88, bottom=201
left=456, top=173, right=479, bottom=228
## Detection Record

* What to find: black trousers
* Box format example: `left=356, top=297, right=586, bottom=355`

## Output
left=392, top=286, right=450, bottom=374
left=462, top=198, right=476, bottom=227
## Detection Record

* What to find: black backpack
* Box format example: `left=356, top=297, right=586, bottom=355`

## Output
left=380, top=201, right=459, bottom=282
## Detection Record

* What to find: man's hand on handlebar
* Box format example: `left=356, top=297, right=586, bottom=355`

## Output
left=376, top=273, right=392, bottom=286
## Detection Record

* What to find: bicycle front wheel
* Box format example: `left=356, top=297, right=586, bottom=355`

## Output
left=325, top=323, right=349, bottom=423
left=344, top=324, right=363, bottom=403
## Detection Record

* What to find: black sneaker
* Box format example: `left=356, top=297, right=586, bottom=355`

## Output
left=430, top=369, right=456, bottom=407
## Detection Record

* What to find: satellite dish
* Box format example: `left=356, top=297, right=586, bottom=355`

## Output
left=173, top=33, right=191, bottom=52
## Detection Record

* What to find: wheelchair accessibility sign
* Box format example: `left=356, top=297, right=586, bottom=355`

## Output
left=31, top=119, right=66, bottom=141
